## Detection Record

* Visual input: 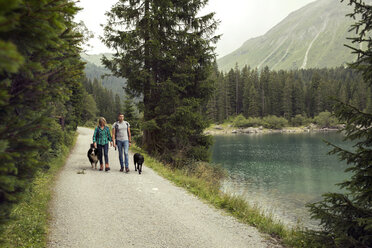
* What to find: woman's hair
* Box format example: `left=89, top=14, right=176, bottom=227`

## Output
left=98, top=117, right=106, bottom=126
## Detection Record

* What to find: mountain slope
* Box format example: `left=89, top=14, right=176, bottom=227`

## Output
left=81, top=53, right=127, bottom=98
left=217, top=0, right=356, bottom=71
left=81, top=53, right=113, bottom=67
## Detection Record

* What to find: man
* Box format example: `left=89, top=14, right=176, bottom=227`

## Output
left=112, top=113, right=131, bottom=172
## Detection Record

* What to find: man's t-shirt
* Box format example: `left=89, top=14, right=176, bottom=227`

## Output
left=113, top=121, right=130, bottom=141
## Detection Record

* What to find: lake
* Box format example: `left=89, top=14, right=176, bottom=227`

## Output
left=211, top=132, right=353, bottom=229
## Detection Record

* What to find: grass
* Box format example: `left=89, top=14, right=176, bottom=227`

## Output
left=0, top=134, right=77, bottom=248
left=130, top=145, right=313, bottom=247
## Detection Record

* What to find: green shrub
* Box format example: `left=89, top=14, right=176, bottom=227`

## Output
left=232, top=114, right=247, bottom=127
left=233, top=115, right=266, bottom=128
left=262, top=115, right=289, bottom=129
left=291, top=114, right=311, bottom=127
left=188, top=144, right=212, bottom=162
left=42, top=120, right=65, bottom=156
left=183, top=161, right=226, bottom=190
left=313, top=111, right=339, bottom=128
left=246, top=117, right=265, bottom=127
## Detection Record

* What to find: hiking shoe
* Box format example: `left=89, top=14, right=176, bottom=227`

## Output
left=125, top=167, right=129, bottom=173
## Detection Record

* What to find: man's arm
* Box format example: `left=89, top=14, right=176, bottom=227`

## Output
left=128, top=127, right=131, bottom=146
left=112, top=124, right=116, bottom=147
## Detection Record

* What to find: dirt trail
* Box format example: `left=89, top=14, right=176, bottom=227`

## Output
left=48, top=127, right=279, bottom=248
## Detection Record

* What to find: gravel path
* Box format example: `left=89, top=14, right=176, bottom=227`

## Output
left=48, top=127, right=279, bottom=248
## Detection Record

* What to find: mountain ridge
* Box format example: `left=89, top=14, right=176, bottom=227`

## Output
left=81, top=53, right=127, bottom=99
left=217, top=0, right=357, bottom=71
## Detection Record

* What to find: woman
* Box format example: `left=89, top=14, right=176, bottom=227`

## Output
left=93, top=117, right=113, bottom=171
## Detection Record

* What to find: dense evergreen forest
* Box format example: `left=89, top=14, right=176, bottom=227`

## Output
left=81, top=77, right=140, bottom=135
left=0, top=0, right=137, bottom=228
left=0, top=0, right=86, bottom=227
left=207, top=65, right=371, bottom=124
left=84, top=62, right=127, bottom=99
left=81, top=77, right=120, bottom=124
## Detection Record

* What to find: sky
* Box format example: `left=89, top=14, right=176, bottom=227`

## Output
left=75, top=0, right=316, bottom=58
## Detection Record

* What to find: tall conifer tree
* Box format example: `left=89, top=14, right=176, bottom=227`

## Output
left=241, top=65, right=251, bottom=117
left=216, top=72, right=227, bottom=122
left=307, top=1, right=372, bottom=247
left=260, top=66, right=271, bottom=116
left=206, top=62, right=220, bottom=122
left=102, top=0, right=219, bottom=164
left=282, top=76, right=293, bottom=119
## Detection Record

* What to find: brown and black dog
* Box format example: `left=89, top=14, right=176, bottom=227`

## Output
left=87, top=143, right=99, bottom=169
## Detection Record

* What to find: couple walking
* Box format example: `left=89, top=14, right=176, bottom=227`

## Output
left=92, top=113, right=131, bottom=172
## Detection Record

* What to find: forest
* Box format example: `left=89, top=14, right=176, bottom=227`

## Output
left=206, top=65, right=371, bottom=125
left=81, top=77, right=140, bottom=135
left=0, top=0, right=86, bottom=229
left=84, top=61, right=128, bottom=99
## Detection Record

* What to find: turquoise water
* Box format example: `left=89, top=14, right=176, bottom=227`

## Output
left=211, top=132, right=353, bottom=228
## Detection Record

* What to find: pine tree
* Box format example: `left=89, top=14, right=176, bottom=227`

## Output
left=123, top=98, right=135, bottom=121
left=123, top=97, right=140, bottom=136
left=114, top=94, right=122, bottom=119
left=206, top=61, right=219, bottom=122
left=223, top=76, right=231, bottom=120
left=260, top=66, right=271, bottom=116
left=247, top=83, right=261, bottom=117
left=307, top=1, right=372, bottom=247
left=227, top=68, right=237, bottom=116
left=247, top=69, right=261, bottom=117
left=80, top=91, right=98, bottom=124
left=102, top=0, right=219, bottom=164
left=292, top=79, right=305, bottom=117
left=241, top=65, right=251, bottom=117
left=216, top=72, right=227, bottom=122
left=272, top=70, right=286, bottom=116
left=282, top=75, right=293, bottom=119
left=237, top=66, right=245, bottom=115
left=0, top=0, right=25, bottom=226
left=365, top=87, right=372, bottom=114
left=306, top=73, right=321, bottom=117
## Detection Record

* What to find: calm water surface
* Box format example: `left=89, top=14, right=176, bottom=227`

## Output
left=211, top=132, right=353, bottom=229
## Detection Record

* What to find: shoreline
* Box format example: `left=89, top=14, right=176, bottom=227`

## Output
left=205, top=124, right=341, bottom=136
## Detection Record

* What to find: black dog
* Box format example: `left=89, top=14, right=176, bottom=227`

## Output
left=133, top=153, right=144, bottom=174
left=87, top=143, right=99, bottom=169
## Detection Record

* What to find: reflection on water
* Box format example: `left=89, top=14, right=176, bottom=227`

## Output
left=211, top=132, right=353, bottom=229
